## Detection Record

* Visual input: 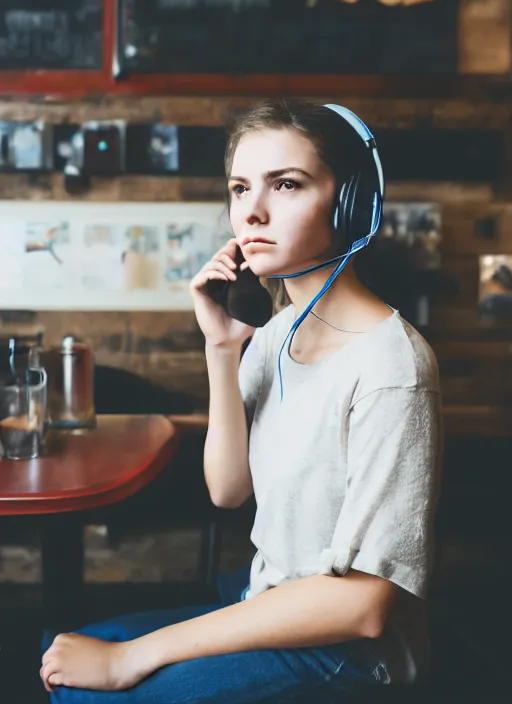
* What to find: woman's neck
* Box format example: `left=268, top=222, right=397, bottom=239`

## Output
left=283, top=261, right=392, bottom=333
left=284, top=261, right=359, bottom=315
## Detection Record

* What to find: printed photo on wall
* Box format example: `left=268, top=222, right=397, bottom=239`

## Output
left=24, top=221, right=77, bottom=291
left=82, top=224, right=125, bottom=291
left=123, top=226, right=161, bottom=291
left=380, top=202, right=442, bottom=271
left=479, top=255, right=512, bottom=319
left=0, top=201, right=230, bottom=310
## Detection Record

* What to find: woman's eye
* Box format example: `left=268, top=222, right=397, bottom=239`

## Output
left=231, top=184, right=247, bottom=196
left=276, top=180, right=299, bottom=192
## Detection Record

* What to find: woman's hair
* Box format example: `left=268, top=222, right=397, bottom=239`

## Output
left=225, top=98, right=370, bottom=192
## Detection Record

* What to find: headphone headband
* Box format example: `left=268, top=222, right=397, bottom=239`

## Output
left=323, top=103, right=385, bottom=204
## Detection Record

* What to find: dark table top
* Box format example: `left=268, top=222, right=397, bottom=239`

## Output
left=0, top=415, right=179, bottom=516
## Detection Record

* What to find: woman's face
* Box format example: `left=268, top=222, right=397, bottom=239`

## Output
left=228, top=128, right=336, bottom=277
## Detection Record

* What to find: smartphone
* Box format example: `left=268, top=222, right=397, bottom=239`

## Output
left=205, top=247, right=273, bottom=328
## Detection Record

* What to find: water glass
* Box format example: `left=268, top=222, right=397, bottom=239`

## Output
left=0, top=368, right=47, bottom=460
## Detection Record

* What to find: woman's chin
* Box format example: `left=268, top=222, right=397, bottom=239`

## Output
left=249, top=264, right=284, bottom=279
left=245, top=251, right=321, bottom=279
left=244, top=255, right=283, bottom=279
left=250, top=261, right=313, bottom=279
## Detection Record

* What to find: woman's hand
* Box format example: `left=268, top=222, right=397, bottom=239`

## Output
left=40, top=633, right=155, bottom=692
left=190, top=238, right=255, bottom=348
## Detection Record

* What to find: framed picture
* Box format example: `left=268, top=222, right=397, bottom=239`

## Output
left=479, top=255, right=512, bottom=319
left=380, top=202, right=442, bottom=271
left=0, top=201, right=231, bottom=311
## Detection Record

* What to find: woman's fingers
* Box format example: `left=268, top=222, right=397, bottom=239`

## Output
left=191, top=270, right=227, bottom=289
left=222, top=237, right=239, bottom=256
left=41, top=646, right=54, bottom=666
left=192, top=238, right=240, bottom=283
left=190, top=260, right=238, bottom=294
left=212, top=238, right=240, bottom=269
left=212, top=252, right=237, bottom=271
left=40, top=662, right=56, bottom=692
left=206, top=260, right=237, bottom=281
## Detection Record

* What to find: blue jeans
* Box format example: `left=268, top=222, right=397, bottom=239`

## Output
left=42, top=571, right=389, bottom=703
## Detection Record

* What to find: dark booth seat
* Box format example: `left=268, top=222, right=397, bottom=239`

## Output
left=94, top=364, right=200, bottom=416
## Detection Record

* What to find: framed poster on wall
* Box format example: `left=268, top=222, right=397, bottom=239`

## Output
left=0, top=201, right=231, bottom=311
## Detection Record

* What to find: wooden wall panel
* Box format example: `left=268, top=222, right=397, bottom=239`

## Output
left=1, top=97, right=512, bottom=131
left=459, top=0, right=511, bottom=75
left=441, top=205, right=512, bottom=255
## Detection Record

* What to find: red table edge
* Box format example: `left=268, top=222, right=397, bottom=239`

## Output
left=167, top=414, right=209, bottom=434
left=0, top=416, right=182, bottom=516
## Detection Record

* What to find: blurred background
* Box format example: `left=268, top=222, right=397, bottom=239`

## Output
left=0, top=1, right=511, bottom=702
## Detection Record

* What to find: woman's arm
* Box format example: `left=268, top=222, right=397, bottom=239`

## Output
left=143, top=570, right=396, bottom=664
left=203, top=342, right=253, bottom=508
left=186, top=238, right=258, bottom=509
left=41, top=571, right=397, bottom=692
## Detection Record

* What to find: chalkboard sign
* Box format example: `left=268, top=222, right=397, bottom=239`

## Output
left=119, top=0, right=458, bottom=76
left=0, top=0, right=102, bottom=70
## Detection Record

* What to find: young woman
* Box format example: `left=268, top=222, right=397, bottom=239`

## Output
left=40, top=100, right=442, bottom=703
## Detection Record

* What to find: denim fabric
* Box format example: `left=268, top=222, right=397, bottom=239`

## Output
left=42, top=571, right=389, bottom=703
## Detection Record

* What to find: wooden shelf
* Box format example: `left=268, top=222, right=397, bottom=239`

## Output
left=443, top=405, right=512, bottom=438
left=0, top=71, right=510, bottom=101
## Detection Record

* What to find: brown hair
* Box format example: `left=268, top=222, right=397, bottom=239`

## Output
left=225, top=98, right=368, bottom=188
left=224, top=99, right=372, bottom=310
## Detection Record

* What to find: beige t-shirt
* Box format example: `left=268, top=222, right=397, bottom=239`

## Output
left=238, top=305, right=443, bottom=683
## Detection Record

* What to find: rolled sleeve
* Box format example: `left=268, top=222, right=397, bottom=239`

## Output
left=319, top=387, right=442, bottom=599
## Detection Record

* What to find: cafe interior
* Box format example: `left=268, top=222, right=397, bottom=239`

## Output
left=0, top=1, right=511, bottom=702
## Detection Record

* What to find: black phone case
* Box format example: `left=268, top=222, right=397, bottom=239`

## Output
left=205, top=247, right=273, bottom=328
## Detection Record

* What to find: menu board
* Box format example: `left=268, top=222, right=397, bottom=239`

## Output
left=0, top=0, right=102, bottom=70
left=119, top=0, right=458, bottom=75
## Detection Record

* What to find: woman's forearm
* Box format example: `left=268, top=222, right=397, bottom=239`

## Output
left=136, top=572, right=396, bottom=672
left=203, top=342, right=253, bottom=508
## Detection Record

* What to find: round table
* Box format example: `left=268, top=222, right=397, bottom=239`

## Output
left=0, top=415, right=179, bottom=628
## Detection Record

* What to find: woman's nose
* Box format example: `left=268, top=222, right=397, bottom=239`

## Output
left=245, top=193, right=269, bottom=225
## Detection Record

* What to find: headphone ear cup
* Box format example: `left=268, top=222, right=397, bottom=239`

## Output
left=337, top=174, right=358, bottom=247
left=335, top=169, right=380, bottom=249
left=332, top=183, right=345, bottom=233
left=349, top=169, right=379, bottom=243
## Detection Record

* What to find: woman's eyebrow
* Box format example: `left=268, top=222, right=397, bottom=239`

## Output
left=228, top=168, right=312, bottom=182
left=265, top=168, right=312, bottom=180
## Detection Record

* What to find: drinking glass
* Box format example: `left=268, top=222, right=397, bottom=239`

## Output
left=0, top=368, right=47, bottom=460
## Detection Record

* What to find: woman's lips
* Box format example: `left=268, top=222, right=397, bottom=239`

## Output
left=240, top=236, right=275, bottom=246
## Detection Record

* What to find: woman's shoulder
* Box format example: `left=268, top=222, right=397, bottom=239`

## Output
left=352, top=311, right=440, bottom=402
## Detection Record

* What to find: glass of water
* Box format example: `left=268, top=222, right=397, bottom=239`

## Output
left=0, top=368, right=47, bottom=460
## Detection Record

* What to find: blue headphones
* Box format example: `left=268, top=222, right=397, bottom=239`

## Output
left=270, top=103, right=385, bottom=400
left=328, top=103, right=384, bottom=239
